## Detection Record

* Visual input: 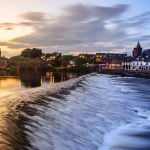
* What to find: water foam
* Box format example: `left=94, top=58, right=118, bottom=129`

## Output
left=1, top=74, right=90, bottom=110
left=101, top=122, right=150, bottom=150
left=1, top=73, right=150, bottom=150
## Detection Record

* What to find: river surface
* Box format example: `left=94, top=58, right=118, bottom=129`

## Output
left=0, top=73, right=150, bottom=150
left=0, top=71, right=77, bottom=98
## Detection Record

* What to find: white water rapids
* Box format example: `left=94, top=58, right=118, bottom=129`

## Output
left=0, top=73, right=150, bottom=150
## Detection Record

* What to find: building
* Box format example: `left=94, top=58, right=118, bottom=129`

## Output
left=96, top=53, right=127, bottom=69
left=96, top=53, right=126, bottom=63
left=95, top=53, right=108, bottom=64
left=78, top=53, right=95, bottom=63
left=49, top=52, right=61, bottom=61
left=131, top=42, right=150, bottom=71
left=130, top=57, right=150, bottom=71
left=132, top=41, right=142, bottom=58
left=123, top=42, right=150, bottom=71
left=122, top=56, right=133, bottom=70
left=42, top=52, right=62, bottom=61
left=142, top=49, right=150, bottom=57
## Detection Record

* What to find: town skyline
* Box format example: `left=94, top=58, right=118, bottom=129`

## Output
left=0, top=0, right=150, bottom=57
left=0, top=40, right=149, bottom=58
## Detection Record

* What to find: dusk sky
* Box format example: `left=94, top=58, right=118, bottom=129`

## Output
left=0, top=0, right=150, bottom=57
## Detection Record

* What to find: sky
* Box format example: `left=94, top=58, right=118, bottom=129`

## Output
left=0, top=0, right=150, bottom=57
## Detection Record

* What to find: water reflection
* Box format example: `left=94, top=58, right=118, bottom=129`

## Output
left=0, top=74, right=150, bottom=150
left=0, top=70, right=80, bottom=149
left=20, top=71, right=42, bottom=88
left=0, top=71, right=78, bottom=97
left=0, top=77, right=22, bottom=97
left=0, top=70, right=79, bottom=149
left=43, top=72, right=77, bottom=83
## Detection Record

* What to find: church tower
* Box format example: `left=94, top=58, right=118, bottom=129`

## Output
left=132, top=41, right=142, bottom=58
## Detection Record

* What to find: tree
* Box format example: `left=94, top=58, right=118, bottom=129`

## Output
left=74, top=57, right=86, bottom=66
left=61, top=55, right=74, bottom=66
left=21, top=48, right=42, bottom=58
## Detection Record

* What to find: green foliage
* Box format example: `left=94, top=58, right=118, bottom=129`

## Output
left=61, top=55, right=74, bottom=66
left=52, top=58, right=62, bottom=67
left=74, top=57, right=86, bottom=66
left=10, top=55, right=22, bottom=59
left=21, top=48, right=42, bottom=58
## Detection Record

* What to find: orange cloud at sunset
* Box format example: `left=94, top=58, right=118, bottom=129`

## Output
left=0, top=25, right=33, bottom=41
left=0, top=0, right=150, bottom=57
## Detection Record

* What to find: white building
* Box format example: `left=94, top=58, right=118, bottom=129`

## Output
left=123, top=58, right=150, bottom=71
left=123, top=42, right=150, bottom=71
left=131, top=60, right=150, bottom=71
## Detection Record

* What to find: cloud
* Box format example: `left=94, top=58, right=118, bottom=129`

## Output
left=20, top=12, right=46, bottom=22
left=61, top=4, right=128, bottom=23
left=0, top=23, right=15, bottom=30
left=1, top=3, right=150, bottom=55
left=9, top=4, right=129, bottom=49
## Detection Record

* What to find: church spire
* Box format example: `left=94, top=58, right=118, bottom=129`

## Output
left=132, top=41, right=143, bottom=58
left=137, top=40, right=141, bottom=48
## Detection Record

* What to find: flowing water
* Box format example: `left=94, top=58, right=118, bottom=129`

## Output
left=0, top=73, right=150, bottom=150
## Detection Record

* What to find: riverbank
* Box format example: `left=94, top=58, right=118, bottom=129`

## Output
left=99, top=69, right=150, bottom=79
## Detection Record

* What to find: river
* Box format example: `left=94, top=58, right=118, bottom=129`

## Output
left=0, top=73, right=150, bottom=150
left=0, top=71, right=77, bottom=98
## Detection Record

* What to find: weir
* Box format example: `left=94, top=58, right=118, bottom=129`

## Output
left=0, top=74, right=150, bottom=150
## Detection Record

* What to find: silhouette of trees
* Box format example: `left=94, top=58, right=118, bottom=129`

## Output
left=61, top=55, right=74, bottom=67
left=21, top=48, right=42, bottom=58
left=74, top=57, right=86, bottom=66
